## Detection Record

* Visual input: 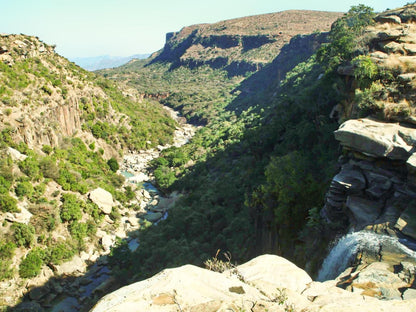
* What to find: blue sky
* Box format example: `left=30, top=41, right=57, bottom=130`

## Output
left=0, top=0, right=410, bottom=58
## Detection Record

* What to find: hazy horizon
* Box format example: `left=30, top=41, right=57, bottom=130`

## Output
left=1, top=0, right=409, bottom=59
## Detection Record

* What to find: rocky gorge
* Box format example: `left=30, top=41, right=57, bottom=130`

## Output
left=6, top=107, right=197, bottom=311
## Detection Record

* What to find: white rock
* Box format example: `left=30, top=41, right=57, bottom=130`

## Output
left=7, top=147, right=27, bottom=161
left=127, top=173, right=149, bottom=184
left=101, top=235, right=114, bottom=252
left=56, top=256, right=86, bottom=275
left=5, top=206, right=32, bottom=224
left=235, top=254, right=312, bottom=293
left=88, top=188, right=114, bottom=214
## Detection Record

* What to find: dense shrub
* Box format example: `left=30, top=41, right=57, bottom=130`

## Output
left=0, top=176, right=12, bottom=194
left=18, top=156, right=41, bottom=180
left=15, top=181, right=34, bottom=198
left=0, top=194, right=19, bottom=212
left=12, top=223, right=35, bottom=248
left=60, top=193, right=83, bottom=222
left=154, top=166, right=176, bottom=190
left=19, top=247, right=45, bottom=278
left=0, top=240, right=16, bottom=280
left=47, top=242, right=76, bottom=264
left=39, top=157, right=59, bottom=179
left=41, top=145, right=53, bottom=155
left=107, top=157, right=119, bottom=172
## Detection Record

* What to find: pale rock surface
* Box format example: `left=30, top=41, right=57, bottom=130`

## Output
left=91, top=254, right=416, bottom=312
left=88, top=188, right=114, bottom=214
left=7, top=147, right=27, bottom=161
left=5, top=205, right=32, bottom=224
left=55, top=255, right=86, bottom=275
left=127, top=172, right=149, bottom=183
left=90, top=263, right=269, bottom=312
left=234, top=254, right=312, bottom=293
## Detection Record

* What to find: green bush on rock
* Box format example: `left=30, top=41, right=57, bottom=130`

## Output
left=19, top=247, right=45, bottom=278
left=0, top=194, right=19, bottom=213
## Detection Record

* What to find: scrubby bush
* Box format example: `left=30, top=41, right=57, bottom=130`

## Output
left=0, top=176, right=12, bottom=194
left=0, top=241, right=16, bottom=280
left=0, top=194, right=19, bottom=212
left=46, top=242, right=75, bottom=264
left=107, top=157, right=119, bottom=172
left=19, top=247, right=45, bottom=278
left=39, top=156, right=59, bottom=179
left=18, top=156, right=41, bottom=180
left=60, top=193, right=83, bottom=222
left=69, top=221, right=88, bottom=242
left=15, top=181, right=34, bottom=198
left=12, top=223, right=35, bottom=248
left=154, top=166, right=176, bottom=189
left=41, top=145, right=53, bottom=155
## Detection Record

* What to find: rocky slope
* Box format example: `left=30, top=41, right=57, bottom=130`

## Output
left=152, top=10, right=342, bottom=76
left=0, top=34, right=176, bottom=153
left=91, top=254, right=416, bottom=312
left=0, top=34, right=179, bottom=309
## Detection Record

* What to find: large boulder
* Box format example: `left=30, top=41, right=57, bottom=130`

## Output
left=90, top=263, right=270, bottom=312
left=88, top=188, right=114, bottom=214
left=234, top=254, right=312, bottom=294
left=334, top=118, right=416, bottom=160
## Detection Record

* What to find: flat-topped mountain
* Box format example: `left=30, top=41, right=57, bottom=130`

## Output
left=149, top=10, right=343, bottom=75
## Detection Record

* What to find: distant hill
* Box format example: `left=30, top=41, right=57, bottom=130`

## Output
left=70, top=54, right=150, bottom=71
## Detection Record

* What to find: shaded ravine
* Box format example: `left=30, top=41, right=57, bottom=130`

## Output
left=11, top=108, right=197, bottom=312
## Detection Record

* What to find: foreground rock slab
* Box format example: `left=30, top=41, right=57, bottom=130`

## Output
left=90, top=254, right=416, bottom=312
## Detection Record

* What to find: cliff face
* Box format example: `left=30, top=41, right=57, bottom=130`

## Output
left=319, top=4, right=416, bottom=291
left=152, top=10, right=342, bottom=76
left=0, top=34, right=108, bottom=150
left=323, top=5, right=416, bottom=238
left=0, top=34, right=176, bottom=153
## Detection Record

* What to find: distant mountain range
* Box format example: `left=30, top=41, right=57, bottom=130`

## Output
left=70, top=54, right=150, bottom=71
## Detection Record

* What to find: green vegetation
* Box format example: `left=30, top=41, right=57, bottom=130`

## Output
left=0, top=193, right=18, bottom=212
left=19, top=247, right=45, bottom=278
left=12, top=223, right=35, bottom=248
left=106, top=5, right=380, bottom=284
left=107, top=157, right=119, bottom=172
left=0, top=241, right=16, bottom=280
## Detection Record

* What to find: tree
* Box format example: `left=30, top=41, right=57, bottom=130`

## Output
left=317, top=5, right=375, bottom=70
left=107, top=157, right=119, bottom=172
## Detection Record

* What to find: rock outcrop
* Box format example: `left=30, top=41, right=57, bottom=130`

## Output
left=334, top=118, right=416, bottom=160
left=323, top=117, right=416, bottom=235
left=91, top=254, right=416, bottom=312
left=88, top=188, right=115, bottom=215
